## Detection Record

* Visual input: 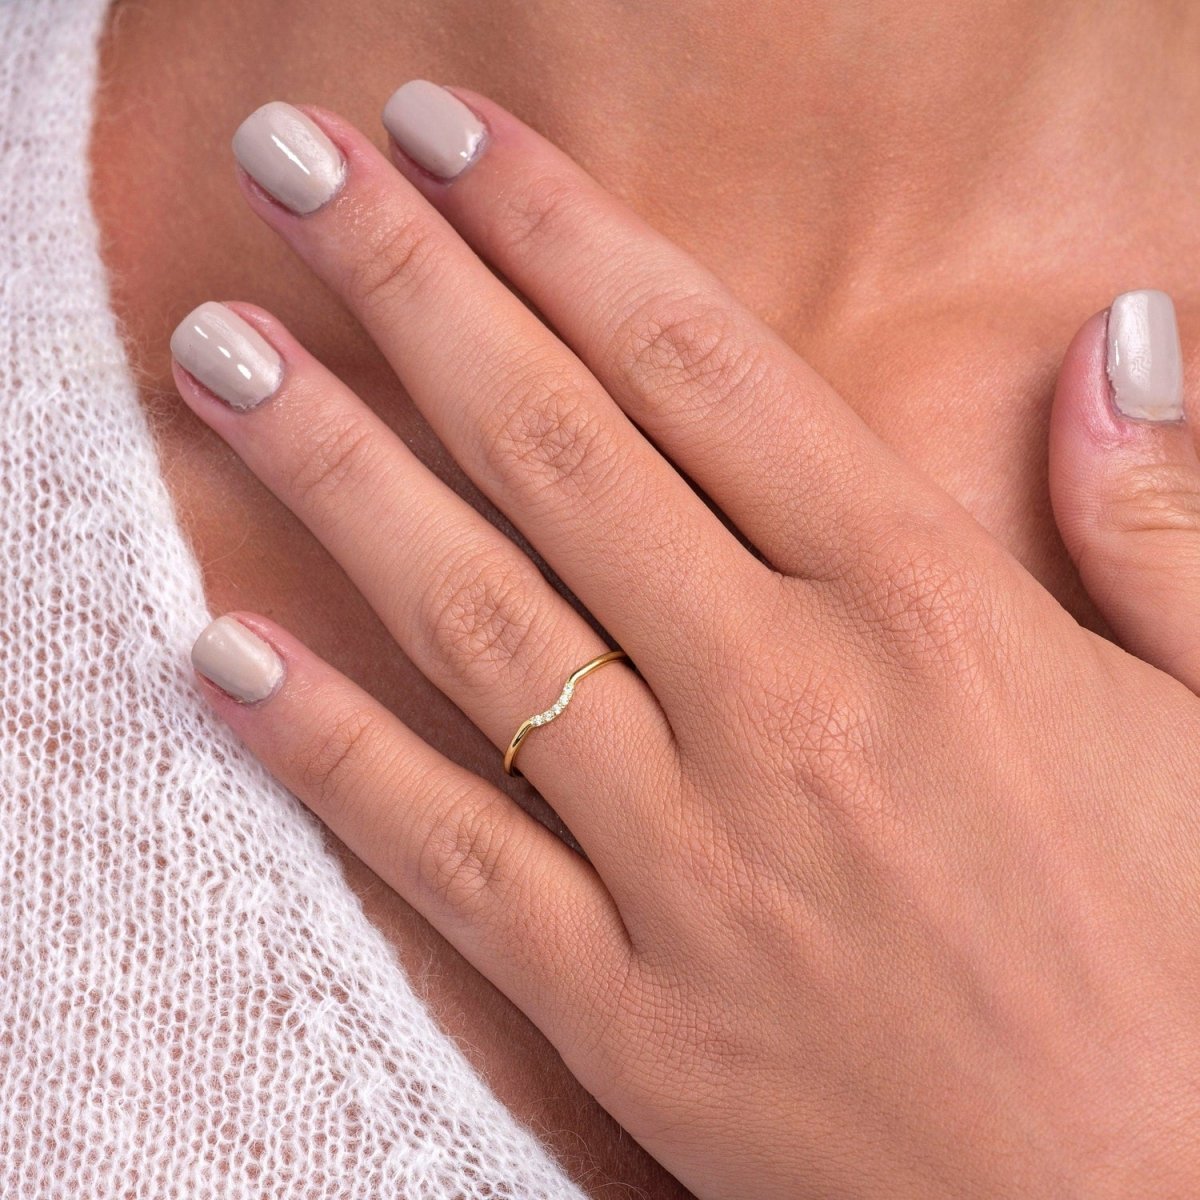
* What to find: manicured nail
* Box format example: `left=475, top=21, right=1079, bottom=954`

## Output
left=192, top=615, right=285, bottom=703
left=1107, top=289, right=1185, bottom=422
left=232, top=101, right=346, bottom=215
left=382, top=80, right=487, bottom=181
left=170, top=301, right=283, bottom=411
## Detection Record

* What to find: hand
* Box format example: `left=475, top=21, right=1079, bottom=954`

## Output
left=174, top=84, right=1200, bottom=1198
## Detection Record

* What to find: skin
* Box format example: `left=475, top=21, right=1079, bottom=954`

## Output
left=175, top=97, right=1200, bottom=1196
left=88, top=1, right=1200, bottom=1194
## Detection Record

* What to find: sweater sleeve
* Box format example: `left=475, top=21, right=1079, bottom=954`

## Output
left=0, top=2, right=584, bottom=1195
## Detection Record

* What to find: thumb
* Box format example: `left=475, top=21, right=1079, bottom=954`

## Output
left=1049, top=288, right=1200, bottom=691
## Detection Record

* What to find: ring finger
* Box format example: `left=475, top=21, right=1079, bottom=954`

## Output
left=170, top=299, right=677, bottom=869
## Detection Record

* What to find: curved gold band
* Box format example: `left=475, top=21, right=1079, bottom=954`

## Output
left=502, top=649, right=629, bottom=777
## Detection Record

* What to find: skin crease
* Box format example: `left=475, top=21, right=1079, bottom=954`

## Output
left=87, top=0, right=1200, bottom=1195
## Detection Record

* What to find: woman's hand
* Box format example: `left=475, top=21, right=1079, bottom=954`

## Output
left=174, top=84, right=1200, bottom=1198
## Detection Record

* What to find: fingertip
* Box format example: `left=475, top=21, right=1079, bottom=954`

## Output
left=191, top=612, right=288, bottom=706
left=229, top=101, right=398, bottom=223
left=379, top=80, right=492, bottom=186
left=1047, top=291, right=1200, bottom=691
left=1049, top=299, right=1192, bottom=547
left=168, top=300, right=286, bottom=415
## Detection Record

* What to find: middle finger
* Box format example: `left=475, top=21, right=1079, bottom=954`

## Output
left=229, top=101, right=769, bottom=705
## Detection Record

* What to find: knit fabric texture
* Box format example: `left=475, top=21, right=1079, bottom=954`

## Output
left=0, top=2, right=584, bottom=1195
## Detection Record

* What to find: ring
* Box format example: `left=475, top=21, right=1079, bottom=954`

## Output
left=502, top=649, right=629, bottom=777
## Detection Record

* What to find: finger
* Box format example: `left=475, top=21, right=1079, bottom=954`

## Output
left=228, top=100, right=767, bottom=703
left=188, top=610, right=631, bottom=1051
left=170, top=300, right=678, bottom=869
left=379, top=81, right=907, bottom=580
left=1049, top=290, right=1200, bottom=692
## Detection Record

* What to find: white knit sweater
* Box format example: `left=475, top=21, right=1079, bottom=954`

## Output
left=0, top=3, right=584, bottom=1195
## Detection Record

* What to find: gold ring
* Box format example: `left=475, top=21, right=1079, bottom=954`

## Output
left=502, top=649, right=628, bottom=777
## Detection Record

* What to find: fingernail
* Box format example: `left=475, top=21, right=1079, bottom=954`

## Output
left=1107, top=289, right=1185, bottom=422
left=170, top=301, right=283, bottom=411
left=382, top=80, right=487, bottom=181
left=232, top=101, right=346, bottom=215
left=192, top=615, right=285, bottom=704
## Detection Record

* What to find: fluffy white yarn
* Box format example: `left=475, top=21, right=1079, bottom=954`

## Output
left=0, top=2, right=586, bottom=1195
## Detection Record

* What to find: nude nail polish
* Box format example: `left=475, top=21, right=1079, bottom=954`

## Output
left=192, top=616, right=285, bottom=704
left=170, top=301, right=283, bottom=411
left=232, top=101, right=346, bottom=215
left=1107, top=289, right=1185, bottom=422
left=382, top=80, right=487, bottom=180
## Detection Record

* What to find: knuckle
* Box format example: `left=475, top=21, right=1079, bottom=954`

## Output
left=615, top=292, right=770, bottom=416
left=342, top=211, right=440, bottom=314
left=494, top=171, right=585, bottom=257
left=709, top=638, right=906, bottom=855
left=418, top=538, right=547, bottom=687
left=286, top=414, right=380, bottom=508
left=874, top=546, right=983, bottom=662
left=293, top=703, right=384, bottom=817
left=416, top=790, right=522, bottom=914
left=479, top=367, right=617, bottom=501
left=846, top=522, right=1001, bottom=677
left=730, top=647, right=882, bottom=819
left=1100, top=461, right=1200, bottom=536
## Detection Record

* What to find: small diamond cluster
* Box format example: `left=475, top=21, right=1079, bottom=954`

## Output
left=527, top=679, right=576, bottom=728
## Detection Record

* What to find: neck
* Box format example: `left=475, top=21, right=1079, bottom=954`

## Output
left=105, top=0, right=1200, bottom=324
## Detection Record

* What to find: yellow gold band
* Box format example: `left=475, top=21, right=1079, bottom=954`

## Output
left=502, top=649, right=629, bottom=777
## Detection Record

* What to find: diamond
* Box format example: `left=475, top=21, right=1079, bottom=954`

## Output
left=521, top=658, right=614, bottom=738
